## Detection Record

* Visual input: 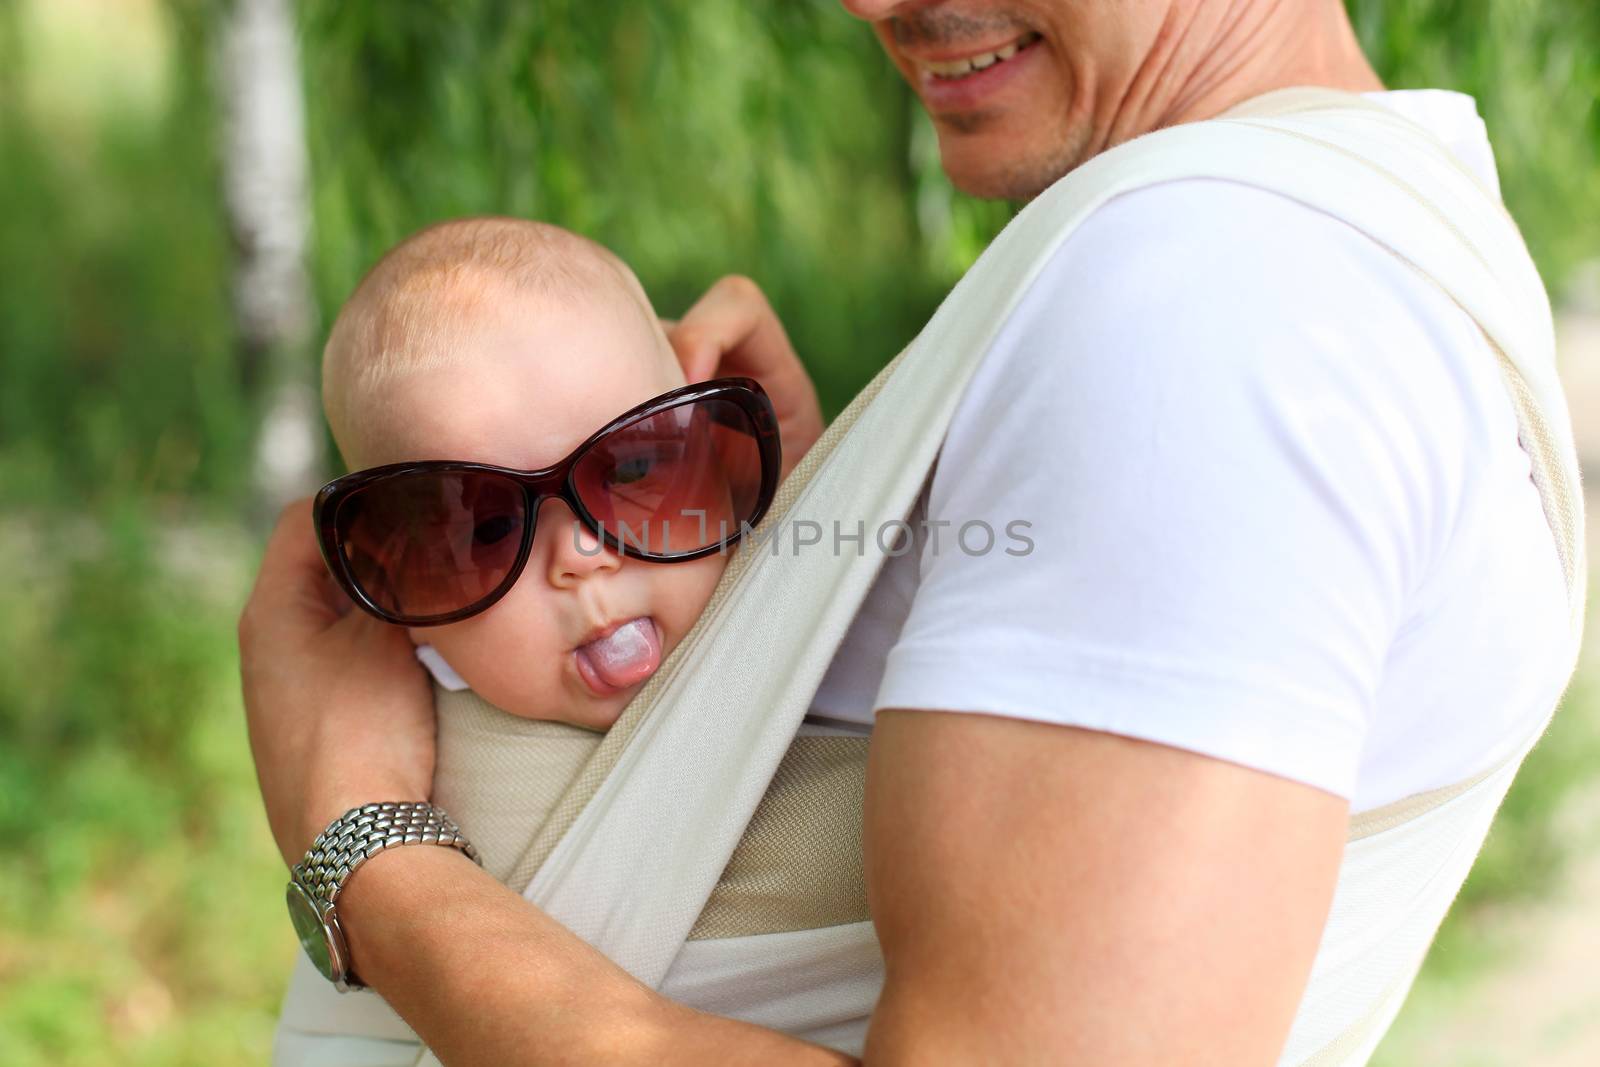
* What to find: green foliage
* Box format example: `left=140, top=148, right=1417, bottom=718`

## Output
left=0, top=1, right=251, bottom=508
left=0, top=503, right=285, bottom=1066
left=298, top=0, right=1009, bottom=425
left=1347, top=0, right=1600, bottom=295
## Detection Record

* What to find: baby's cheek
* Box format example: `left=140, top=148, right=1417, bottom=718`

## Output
left=655, top=554, right=729, bottom=652
left=426, top=612, right=565, bottom=720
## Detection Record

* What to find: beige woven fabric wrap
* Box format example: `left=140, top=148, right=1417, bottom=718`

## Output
left=271, top=88, right=1585, bottom=1067
left=429, top=688, right=870, bottom=938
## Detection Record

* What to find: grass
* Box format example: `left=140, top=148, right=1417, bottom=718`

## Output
left=0, top=505, right=290, bottom=1067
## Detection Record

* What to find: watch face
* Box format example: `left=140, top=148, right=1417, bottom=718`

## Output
left=286, top=880, right=336, bottom=980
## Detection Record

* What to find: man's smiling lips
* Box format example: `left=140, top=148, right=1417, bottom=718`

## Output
left=903, top=30, right=1045, bottom=112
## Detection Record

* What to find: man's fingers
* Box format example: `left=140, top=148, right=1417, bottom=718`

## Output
left=668, top=275, right=774, bottom=381
left=667, top=317, right=738, bottom=383
left=240, top=497, right=344, bottom=645
left=666, top=273, right=823, bottom=479
left=666, top=329, right=717, bottom=382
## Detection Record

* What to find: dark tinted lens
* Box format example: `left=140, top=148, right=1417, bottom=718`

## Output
left=571, top=397, right=764, bottom=556
left=336, top=470, right=528, bottom=620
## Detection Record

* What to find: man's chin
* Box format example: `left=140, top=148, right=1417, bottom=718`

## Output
left=935, top=123, right=1086, bottom=202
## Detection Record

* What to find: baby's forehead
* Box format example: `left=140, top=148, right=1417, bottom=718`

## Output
left=327, top=221, right=681, bottom=467
left=349, top=254, right=659, bottom=384
left=405, top=251, right=634, bottom=324
left=348, top=294, right=682, bottom=468
left=450, top=271, right=669, bottom=375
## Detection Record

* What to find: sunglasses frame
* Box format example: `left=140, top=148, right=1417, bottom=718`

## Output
left=312, top=376, right=782, bottom=627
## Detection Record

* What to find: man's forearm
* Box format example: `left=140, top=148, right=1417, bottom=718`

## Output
left=337, top=843, right=858, bottom=1067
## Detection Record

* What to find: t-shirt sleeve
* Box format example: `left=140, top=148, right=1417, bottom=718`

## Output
left=872, top=178, right=1462, bottom=800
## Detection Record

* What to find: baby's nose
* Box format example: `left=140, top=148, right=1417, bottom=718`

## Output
left=537, top=497, right=622, bottom=588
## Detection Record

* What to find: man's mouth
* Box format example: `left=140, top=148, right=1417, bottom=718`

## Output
left=919, top=30, right=1042, bottom=81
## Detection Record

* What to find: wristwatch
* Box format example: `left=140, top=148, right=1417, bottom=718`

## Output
left=286, top=801, right=482, bottom=992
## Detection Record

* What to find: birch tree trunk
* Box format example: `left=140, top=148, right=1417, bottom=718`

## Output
left=219, top=0, right=323, bottom=519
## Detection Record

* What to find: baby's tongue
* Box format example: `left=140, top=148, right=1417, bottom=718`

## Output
left=579, top=617, right=661, bottom=689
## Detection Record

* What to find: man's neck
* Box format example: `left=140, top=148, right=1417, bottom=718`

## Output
left=1102, top=0, right=1385, bottom=152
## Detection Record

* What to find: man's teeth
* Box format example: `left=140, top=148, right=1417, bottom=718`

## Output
left=924, top=32, right=1041, bottom=79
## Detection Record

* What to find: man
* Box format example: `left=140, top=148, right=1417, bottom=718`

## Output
left=241, top=1, right=1578, bottom=1063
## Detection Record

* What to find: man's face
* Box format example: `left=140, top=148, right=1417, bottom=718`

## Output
left=842, top=0, right=1167, bottom=200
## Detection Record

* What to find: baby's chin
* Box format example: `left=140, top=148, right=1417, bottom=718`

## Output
left=463, top=646, right=658, bottom=733
left=471, top=674, right=632, bottom=733
left=547, top=694, right=631, bottom=733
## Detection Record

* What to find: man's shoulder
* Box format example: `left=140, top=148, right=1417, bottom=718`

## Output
left=937, top=170, right=1494, bottom=557
left=1047, top=174, right=1399, bottom=301
left=986, top=173, right=1482, bottom=389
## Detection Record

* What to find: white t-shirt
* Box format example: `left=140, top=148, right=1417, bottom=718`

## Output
left=422, top=90, right=1572, bottom=816
left=796, top=89, right=1573, bottom=815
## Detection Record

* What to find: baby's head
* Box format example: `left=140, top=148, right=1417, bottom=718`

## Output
left=322, top=217, right=728, bottom=731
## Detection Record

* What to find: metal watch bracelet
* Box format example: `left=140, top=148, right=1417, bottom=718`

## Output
left=287, top=801, right=482, bottom=991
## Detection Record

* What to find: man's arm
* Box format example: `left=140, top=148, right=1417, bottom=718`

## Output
left=861, top=709, right=1348, bottom=1066
left=334, top=707, right=1346, bottom=1066
left=334, top=846, right=854, bottom=1067
left=240, top=504, right=853, bottom=1067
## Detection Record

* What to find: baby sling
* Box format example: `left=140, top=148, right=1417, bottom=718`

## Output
left=274, top=87, right=1587, bottom=1067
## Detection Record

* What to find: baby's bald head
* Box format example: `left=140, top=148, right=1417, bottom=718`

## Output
left=322, top=217, right=667, bottom=468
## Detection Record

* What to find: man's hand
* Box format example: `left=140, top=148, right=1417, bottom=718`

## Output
left=665, top=275, right=824, bottom=480
left=238, top=498, right=436, bottom=867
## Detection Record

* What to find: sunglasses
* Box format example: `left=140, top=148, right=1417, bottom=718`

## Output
left=313, top=377, right=782, bottom=626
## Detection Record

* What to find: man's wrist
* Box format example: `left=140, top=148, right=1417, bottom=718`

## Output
left=337, top=841, right=478, bottom=954
left=336, top=840, right=507, bottom=1003
left=286, top=801, right=479, bottom=992
left=298, top=786, right=428, bottom=862
left=294, top=800, right=474, bottom=897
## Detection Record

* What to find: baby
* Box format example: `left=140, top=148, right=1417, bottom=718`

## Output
left=317, top=217, right=774, bottom=731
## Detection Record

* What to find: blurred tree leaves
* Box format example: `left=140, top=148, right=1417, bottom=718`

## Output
left=0, top=0, right=247, bottom=508
left=4, top=0, right=1595, bottom=504
left=298, top=0, right=1009, bottom=439
left=1347, top=0, right=1600, bottom=295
